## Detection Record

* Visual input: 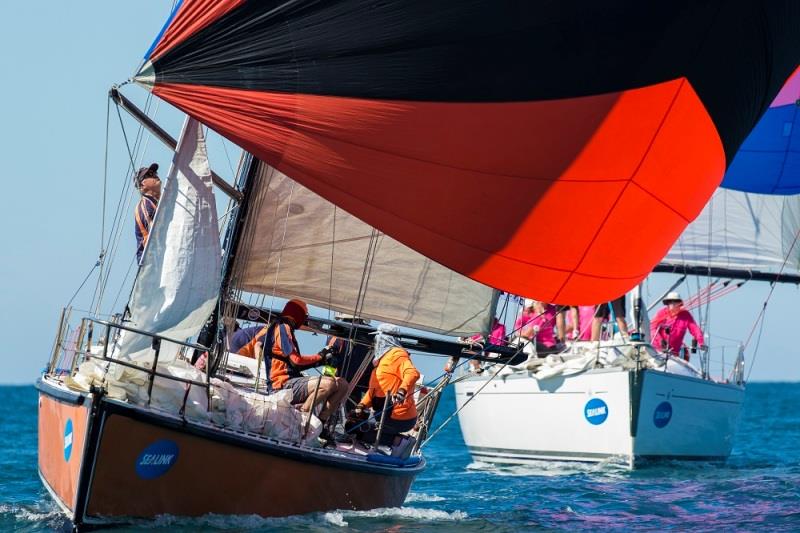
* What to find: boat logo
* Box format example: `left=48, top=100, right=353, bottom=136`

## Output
left=653, top=401, right=673, bottom=428
left=584, top=398, right=608, bottom=425
left=135, top=440, right=179, bottom=480
left=63, top=419, right=73, bottom=462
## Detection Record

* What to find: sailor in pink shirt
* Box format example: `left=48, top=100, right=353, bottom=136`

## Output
left=515, top=299, right=557, bottom=349
left=468, top=317, right=506, bottom=345
left=566, top=305, right=596, bottom=341
left=650, top=292, right=706, bottom=359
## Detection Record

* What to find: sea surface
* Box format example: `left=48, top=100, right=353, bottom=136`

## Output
left=2, top=383, right=798, bottom=532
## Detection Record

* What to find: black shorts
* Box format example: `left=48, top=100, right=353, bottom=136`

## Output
left=284, top=376, right=314, bottom=403
left=594, top=296, right=626, bottom=320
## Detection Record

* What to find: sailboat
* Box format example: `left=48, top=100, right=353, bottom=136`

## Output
left=454, top=58, right=800, bottom=465
left=456, top=185, right=800, bottom=466
left=36, top=1, right=800, bottom=529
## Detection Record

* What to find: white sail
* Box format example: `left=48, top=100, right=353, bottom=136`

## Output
left=232, top=163, right=496, bottom=336
left=663, top=188, right=800, bottom=275
left=118, top=118, right=221, bottom=364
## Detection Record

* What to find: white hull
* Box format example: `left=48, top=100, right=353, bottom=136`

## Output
left=455, top=367, right=744, bottom=467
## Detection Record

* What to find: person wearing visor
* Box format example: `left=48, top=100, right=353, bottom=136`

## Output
left=650, top=291, right=706, bottom=360
left=133, top=163, right=161, bottom=262
left=350, top=323, right=420, bottom=446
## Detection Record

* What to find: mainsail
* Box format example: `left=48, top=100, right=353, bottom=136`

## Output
left=229, top=161, right=497, bottom=336
left=660, top=189, right=800, bottom=280
left=134, top=1, right=800, bottom=304
left=118, top=118, right=221, bottom=363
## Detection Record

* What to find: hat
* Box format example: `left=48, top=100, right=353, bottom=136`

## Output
left=281, top=298, right=308, bottom=327
left=662, top=291, right=683, bottom=304
left=134, top=163, right=159, bottom=189
left=369, top=323, right=401, bottom=336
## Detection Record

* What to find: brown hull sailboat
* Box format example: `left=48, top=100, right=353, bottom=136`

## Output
left=38, top=376, right=421, bottom=527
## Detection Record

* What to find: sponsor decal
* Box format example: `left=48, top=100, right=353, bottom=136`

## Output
left=135, top=440, right=179, bottom=480
left=63, top=419, right=73, bottom=462
left=247, top=308, right=261, bottom=321
left=584, top=398, right=609, bottom=425
left=653, top=401, right=673, bottom=428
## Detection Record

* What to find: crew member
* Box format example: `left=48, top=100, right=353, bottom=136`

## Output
left=325, top=313, right=373, bottom=406
left=591, top=295, right=629, bottom=341
left=133, top=163, right=161, bottom=262
left=242, top=299, right=349, bottom=423
left=351, top=323, right=420, bottom=446
left=650, top=292, right=706, bottom=360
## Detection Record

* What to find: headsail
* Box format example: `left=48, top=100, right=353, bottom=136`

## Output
left=137, top=1, right=800, bottom=303
left=229, top=161, right=497, bottom=336
left=660, top=189, right=800, bottom=280
left=118, top=118, right=221, bottom=363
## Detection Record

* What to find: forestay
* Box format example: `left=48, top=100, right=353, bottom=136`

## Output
left=230, top=162, right=497, bottom=336
left=117, top=118, right=222, bottom=364
left=663, top=189, right=800, bottom=275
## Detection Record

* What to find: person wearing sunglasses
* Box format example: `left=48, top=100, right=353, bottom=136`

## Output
left=133, top=163, right=161, bottom=262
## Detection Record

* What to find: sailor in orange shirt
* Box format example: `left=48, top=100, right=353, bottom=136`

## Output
left=351, top=323, right=420, bottom=446
left=240, top=299, right=348, bottom=423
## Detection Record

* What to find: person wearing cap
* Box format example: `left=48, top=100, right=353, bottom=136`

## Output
left=350, top=323, right=420, bottom=446
left=241, top=299, right=349, bottom=423
left=650, top=292, right=706, bottom=359
left=133, top=163, right=161, bottom=262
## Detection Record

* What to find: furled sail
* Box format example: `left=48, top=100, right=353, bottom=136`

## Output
left=230, top=161, right=497, bottom=336
left=118, top=118, right=221, bottom=363
left=661, top=189, right=800, bottom=278
left=136, top=1, right=800, bottom=304
left=721, top=66, right=800, bottom=195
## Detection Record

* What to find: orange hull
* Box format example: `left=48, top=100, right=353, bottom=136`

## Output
left=37, top=378, right=421, bottom=529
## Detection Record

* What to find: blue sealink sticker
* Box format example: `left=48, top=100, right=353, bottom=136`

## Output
left=63, top=419, right=73, bottom=462
left=135, top=440, right=179, bottom=480
left=653, top=401, right=673, bottom=428
left=584, top=398, right=609, bottom=425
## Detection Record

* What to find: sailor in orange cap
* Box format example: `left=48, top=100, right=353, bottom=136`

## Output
left=240, top=299, right=348, bottom=423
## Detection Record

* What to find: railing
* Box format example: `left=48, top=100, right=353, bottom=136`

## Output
left=47, top=309, right=212, bottom=411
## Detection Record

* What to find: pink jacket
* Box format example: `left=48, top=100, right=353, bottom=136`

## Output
left=514, top=306, right=557, bottom=347
left=650, top=307, right=704, bottom=356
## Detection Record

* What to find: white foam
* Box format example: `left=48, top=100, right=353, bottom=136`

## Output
left=0, top=503, right=64, bottom=524
left=405, top=492, right=446, bottom=502
left=466, top=457, right=629, bottom=478
left=339, top=506, right=467, bottom=521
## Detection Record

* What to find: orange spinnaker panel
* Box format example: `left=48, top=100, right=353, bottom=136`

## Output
left=154, top=78, right=724, bottom=303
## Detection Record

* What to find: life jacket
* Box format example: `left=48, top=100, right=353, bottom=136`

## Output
left=238, top=319, right=302, bottom=392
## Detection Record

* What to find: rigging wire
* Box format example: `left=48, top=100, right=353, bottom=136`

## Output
left=741, top=223, right=800, bottom=378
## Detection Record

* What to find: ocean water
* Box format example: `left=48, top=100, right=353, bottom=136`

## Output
left=2, top=383, right=798, bottom=532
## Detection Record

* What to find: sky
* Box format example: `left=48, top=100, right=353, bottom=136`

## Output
left=0, top=2, right=797, bottom=384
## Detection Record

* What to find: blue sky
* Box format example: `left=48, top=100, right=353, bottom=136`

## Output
left=0, top=2, right=797, bottom=383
